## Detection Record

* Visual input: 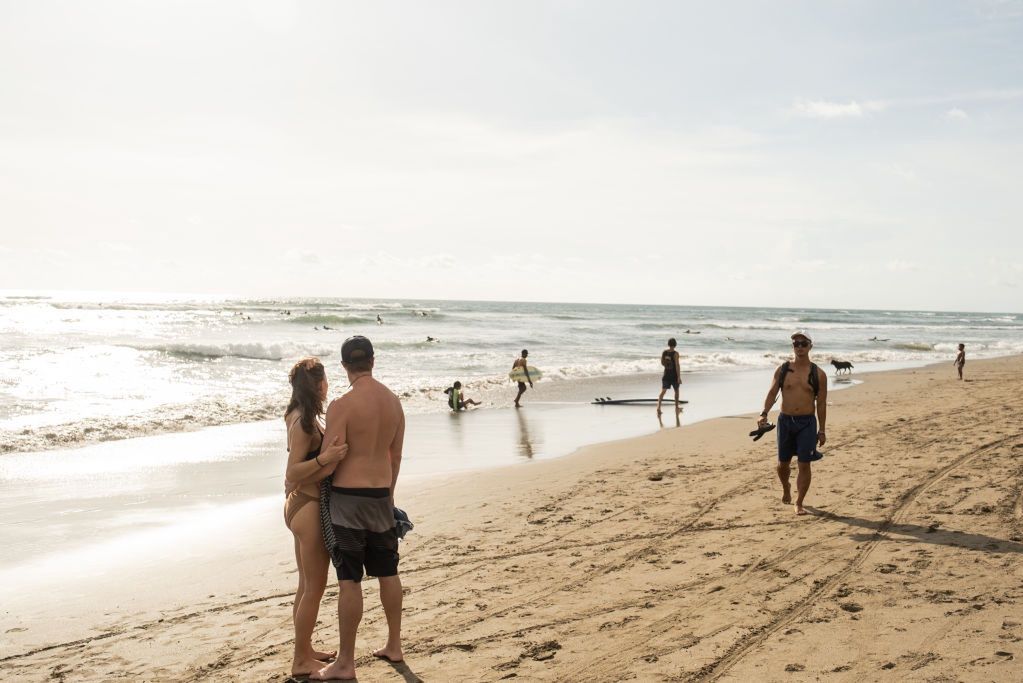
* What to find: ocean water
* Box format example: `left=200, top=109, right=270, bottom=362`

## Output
left=1, top=292, right=1020, bottom=454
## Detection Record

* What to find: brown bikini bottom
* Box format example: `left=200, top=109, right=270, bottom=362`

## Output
left=285, top=489, right=319, bottom=529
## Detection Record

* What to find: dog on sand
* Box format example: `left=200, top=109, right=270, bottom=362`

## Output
left=830, top=358, right=854, bottom=375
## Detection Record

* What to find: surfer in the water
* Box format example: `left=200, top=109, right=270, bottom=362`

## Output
left=656, top=338, right=682, bottom=417
left=512, top=350, right=532, bottom=408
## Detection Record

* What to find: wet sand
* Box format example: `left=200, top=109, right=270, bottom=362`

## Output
left=3, top=357, right=1022, bottom=681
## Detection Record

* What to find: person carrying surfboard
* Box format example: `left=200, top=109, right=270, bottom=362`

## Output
left=656, top=338, right=682, bottom=417
left=756, top=330, right=828, bottom=516
left=512, top=349, right=532, bottom=408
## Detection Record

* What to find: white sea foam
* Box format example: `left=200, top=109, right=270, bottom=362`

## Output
left=2, top=296, right=1020, bottom=454
left=139, top=342, right=335, bottom=361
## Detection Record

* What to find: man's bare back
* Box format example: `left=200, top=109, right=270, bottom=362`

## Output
left=324, top=377, right=405, bottom=491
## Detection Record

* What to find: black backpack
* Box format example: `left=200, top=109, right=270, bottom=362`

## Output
left=776, top=361, right=820, bottom=398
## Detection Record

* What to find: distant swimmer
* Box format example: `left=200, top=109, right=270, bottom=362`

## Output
left=684, top=329, right=700, bottom=334
left=323, top=325, right=334, bottom=331
left=954, top=343, right=966, bottom=380
left=656, top=338, right=682, bottom=417
left=512, top=349, right=532, bottom=408
left=725, top=336, right=735, bottom=342
left=377, top=315, right=383, bottom=325
left=868, top=336, right=890, bottom=342
left=444, top=381, right=480, bottom=411
left=426, top=336, right=438, bottom=343
left=756, top=330, right=828, bottom=516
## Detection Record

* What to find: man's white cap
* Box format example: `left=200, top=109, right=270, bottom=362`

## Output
left=791, top=330, right=813, bottom=344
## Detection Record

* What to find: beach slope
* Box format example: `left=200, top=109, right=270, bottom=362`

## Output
left=3, top=357, right=1022, bottom=681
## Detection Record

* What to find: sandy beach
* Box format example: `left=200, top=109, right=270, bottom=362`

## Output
left=3, top=355, right=1022, bottom=682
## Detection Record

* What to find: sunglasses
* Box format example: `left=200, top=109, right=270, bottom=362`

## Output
left=792, top=340, right=811, bottom=348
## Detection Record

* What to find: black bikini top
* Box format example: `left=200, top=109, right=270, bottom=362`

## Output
left=288, top=420, right=324, bottom=461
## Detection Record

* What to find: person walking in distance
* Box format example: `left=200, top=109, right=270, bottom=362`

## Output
left=656, top=338, right=682, bottom=417
left=512, top=349, right=532, bottom=408
left=313, top=336, right=406, bottom=681
left=756, top=331, right=828, bottom=516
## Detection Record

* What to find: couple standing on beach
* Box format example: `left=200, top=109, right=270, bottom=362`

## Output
left=283, top=336, right=405, bottom=680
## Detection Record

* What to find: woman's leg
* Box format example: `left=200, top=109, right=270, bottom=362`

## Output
left=293, top=533, right=305, bottom=627
left=292, top=500, right=333, bottom=674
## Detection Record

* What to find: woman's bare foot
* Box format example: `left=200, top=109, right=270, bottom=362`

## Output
left=313, top=649, right=337, bottom=661
left=292, top=656, right=326, bottom=677
left=311, top=659, right=356, bottom=680
left=373, top=645, right=404, bottom=663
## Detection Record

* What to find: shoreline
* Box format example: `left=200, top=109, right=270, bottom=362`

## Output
left=4, top=356, right=1023, bottom=682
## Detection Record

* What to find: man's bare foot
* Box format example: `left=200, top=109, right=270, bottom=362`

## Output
left=313, top=649, right=337, bottom=661
left=311, top=659, right=355, bottom=681
left=795, top=504, right=807, bottom=515
left=781, top=484, right=791, bottom=505
left=373, top=645, right=404, bottom=663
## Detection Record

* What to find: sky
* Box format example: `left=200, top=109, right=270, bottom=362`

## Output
left=1, top=0, right=1021, bottom=311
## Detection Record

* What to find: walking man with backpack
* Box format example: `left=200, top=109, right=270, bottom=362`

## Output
left=756, top=331, right=828, bottom=516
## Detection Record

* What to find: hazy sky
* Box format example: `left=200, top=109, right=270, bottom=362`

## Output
left=1, top=1, right=1021, bottom=311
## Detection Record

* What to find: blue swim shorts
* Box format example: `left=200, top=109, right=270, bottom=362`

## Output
left=777, top=413, right=818, bottom=463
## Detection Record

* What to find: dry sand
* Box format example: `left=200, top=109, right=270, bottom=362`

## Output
left=3, top=356, right=1022, bottom=682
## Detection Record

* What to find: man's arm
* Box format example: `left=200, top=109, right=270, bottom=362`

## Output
left=388, top=407, right=406, bottom=502
left=674, top=352, right=681, bottom=379
left=758, top=367, right=783, bottom=425
left=816, top=368, right=828, bottom=446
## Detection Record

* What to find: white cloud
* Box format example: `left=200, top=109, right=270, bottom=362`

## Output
left=945, top=108, right=969, bottom=121
left=789, top=99, right=887, bottom=119
left=286, top=249, right=320, bottom=265
left=886, top=260, right=919, bottom=273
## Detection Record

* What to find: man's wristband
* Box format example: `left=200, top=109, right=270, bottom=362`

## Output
left=315, top=454, right=323, bottom=467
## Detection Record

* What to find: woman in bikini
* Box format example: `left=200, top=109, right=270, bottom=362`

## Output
left=284, top=358, right=348, bottom=677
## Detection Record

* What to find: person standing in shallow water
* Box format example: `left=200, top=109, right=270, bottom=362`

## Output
left=954, top=343, right=966, bottom=380
left=757, top=331, right=828, bottom=516
left=512, top=349, right=532, bottom=408
left=656, top=338, right=682, bottom=417
left=282, top=359, right=349, bottom=677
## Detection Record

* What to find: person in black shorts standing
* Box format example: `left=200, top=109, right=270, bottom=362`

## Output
left=656, top=338, right=682, bottom=417
left=756, top=331, right=828, bottom=516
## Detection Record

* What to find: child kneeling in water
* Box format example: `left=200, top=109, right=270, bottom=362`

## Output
left=444, top=381, right=481, bottom=411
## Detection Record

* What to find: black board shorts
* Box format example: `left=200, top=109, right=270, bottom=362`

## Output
left=326, top=486, right=399, bottom=582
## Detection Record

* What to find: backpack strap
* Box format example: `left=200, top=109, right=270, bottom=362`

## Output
left=777, top=361, right=820, bottom=399
left=775, top=361, right=791, bottom=391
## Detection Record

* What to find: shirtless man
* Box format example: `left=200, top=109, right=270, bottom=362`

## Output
left=757, top=331, right=828, bottom=516
left=656, top=338, right=682, bottom=417
left=512, top=349, right=532, bottom=408
left=954, top=343, right=966, bottom=380
left=313, top=336, right=406, bottom=681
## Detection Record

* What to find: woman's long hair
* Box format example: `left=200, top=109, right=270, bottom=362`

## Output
left=285, top=358, right=325, bottom=435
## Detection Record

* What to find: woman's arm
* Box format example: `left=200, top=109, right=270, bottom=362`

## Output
left=285, top=416, right=347, bottom=484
